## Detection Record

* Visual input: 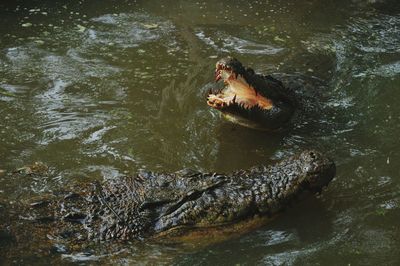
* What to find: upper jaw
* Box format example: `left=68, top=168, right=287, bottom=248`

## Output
left=215, top=62, right=238, bottom=83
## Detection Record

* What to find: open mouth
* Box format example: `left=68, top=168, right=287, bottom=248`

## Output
left=206, top=57, right=296, bottom=130
left=207, top=60, right=273, bottom=111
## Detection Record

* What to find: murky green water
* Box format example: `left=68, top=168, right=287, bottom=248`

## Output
left=0, top=0, right=399, bottom=264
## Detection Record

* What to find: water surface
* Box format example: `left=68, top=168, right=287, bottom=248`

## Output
left=0, top=0, right=399, bottom=265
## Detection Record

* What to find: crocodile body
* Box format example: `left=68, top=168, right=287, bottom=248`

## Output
left=5, top=150, right=335, bottom=242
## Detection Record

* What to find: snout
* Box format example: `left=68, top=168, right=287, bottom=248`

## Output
left=299, top=150, right=336, bottom=193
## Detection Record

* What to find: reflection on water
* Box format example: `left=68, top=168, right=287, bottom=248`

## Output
left=0, top=0, right=400, bottom=264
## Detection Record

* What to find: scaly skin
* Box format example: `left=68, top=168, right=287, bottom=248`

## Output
left=9, top=150, right=335, bottom=242
left=207, top=57, right=297, bottom=130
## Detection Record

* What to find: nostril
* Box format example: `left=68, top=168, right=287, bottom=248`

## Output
left=309, top=152, right=316, bottom=159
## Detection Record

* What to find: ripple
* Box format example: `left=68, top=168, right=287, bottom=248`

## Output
left=326, top=97, right=354, bottom=108
left=87, top=13, right=175, bottom=49
left=2, top=45, right=121, bottom=84
left=0, top=83, right=28, bottom=101
left=262, top=249, right=314, bottom=265
left=242, top=229, right=298, bottom=247
left=34, top=78, right=111, bottom=144
left=371, top=61, right=400, bottom=77
left=196, top=30, right=284, bottom=55
left=351, top=16, right=400, bottom=54
left=302, top=14, right=400, bottom=82
left=62, top=252, right=104, bottom=262
left=380, top=199, right=398, bottom=210
left=82, top=126, right=116, bottom=144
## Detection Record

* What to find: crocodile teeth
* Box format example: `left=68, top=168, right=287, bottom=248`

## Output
left=215, top=72, right=222, bottom=82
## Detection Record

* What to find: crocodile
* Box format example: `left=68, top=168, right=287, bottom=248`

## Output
left=1, top=150, right=335, bottom=245
left=207, top=57, right=299, bottom=130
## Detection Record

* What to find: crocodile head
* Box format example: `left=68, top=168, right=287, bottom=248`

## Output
left=296, top=150, right=336, bottom=193
left=269, top=150, right=336, bottom=200
left=153, top=150, right=335, bottom=239
left=207, top=57, right=295, bottom=130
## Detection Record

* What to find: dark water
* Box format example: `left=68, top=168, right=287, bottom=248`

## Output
left=0, top=0, right=399, bottom=264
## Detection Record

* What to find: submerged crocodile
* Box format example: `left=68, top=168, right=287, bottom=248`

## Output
left=1, top=150, right=335, bottom=244
left=207, top=57, right=299, bottom=130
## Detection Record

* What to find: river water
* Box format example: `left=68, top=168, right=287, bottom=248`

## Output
left=0, top=0, right=399, bottom=265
